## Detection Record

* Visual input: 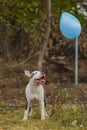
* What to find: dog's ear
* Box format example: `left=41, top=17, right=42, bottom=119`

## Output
left=24, top=70, right=31, bottom=77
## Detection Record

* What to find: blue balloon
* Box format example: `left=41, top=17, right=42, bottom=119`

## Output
left=60, top=12, right=81, bottom=39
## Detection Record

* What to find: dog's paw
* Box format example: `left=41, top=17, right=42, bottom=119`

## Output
left=23, top=117, right=28, bottom=121
left=45, top=113, right=49, bottom=118
left=29, top=111, right=32, bottom=117
left=41, top=117, right=45, bottom=120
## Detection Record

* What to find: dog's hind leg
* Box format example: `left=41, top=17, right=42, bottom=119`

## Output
left=44, top=97, right=48, bottom=118
left=29, top=104, right=32, bottom=116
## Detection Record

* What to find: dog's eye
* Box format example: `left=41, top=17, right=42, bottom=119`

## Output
left=31, top=73, right=34, bottom=78
left=31, top=72, right=37, bottom=78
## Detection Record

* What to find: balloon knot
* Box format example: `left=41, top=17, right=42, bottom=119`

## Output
left=62, top=10, right=64, bottom=13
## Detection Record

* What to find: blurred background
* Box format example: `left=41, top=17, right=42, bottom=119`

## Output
left=0, top=0, right=87, bottom=112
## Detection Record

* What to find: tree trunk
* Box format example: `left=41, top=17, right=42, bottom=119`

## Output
left=38, top=0, right=51, bottom=71
left=3, top=27, right=11, bottom=61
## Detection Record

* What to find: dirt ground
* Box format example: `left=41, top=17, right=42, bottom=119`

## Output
left=0, top=82, right=87, bottom=112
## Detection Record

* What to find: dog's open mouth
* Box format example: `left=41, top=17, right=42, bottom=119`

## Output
left=34, top=75, right=46, bottom=84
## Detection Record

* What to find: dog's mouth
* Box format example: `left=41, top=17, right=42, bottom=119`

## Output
left=34, top=75, right=46, bottom=84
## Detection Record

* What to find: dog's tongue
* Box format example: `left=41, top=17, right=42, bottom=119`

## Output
left=35, top=78, right=46, bottom=84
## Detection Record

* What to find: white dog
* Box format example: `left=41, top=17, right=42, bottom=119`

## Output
left=23, top=70, right=48, bottom=120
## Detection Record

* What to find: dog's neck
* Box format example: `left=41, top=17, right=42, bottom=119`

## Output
left=28, top=80, right=42, bottom=94
left=29, top=79, right=40, bottom=88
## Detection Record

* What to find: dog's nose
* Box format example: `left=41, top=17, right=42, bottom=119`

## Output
left=41, top=72, right=44, bottom=75
left=41, top=72, right=45, bottom=76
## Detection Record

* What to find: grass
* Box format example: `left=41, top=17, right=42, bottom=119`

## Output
left=0, top=104, right=87, bottom=130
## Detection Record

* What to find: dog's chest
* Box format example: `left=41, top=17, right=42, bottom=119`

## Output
left=30, top=87, right=39, bottom=99
left=26, top=84, right=44, bottom=100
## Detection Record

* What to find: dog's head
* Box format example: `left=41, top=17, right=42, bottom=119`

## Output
left=24, top=70, right=46, bottom=84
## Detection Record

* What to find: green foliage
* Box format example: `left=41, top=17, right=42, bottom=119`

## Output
left=58, top=88, right=70, bottom=98
left=52, top=0, right=87, bottom=27
left=0, top=0, right=40, bottom=29
left=0, top=0, right=41, bottom=60
left=51, top=104, right=87, bottom=128
left=54, top=88, right=70, bottom=107
left=0, top=0, right=86, bottom=33
left=52, top=0, right=74, bottom=14
left=0, top=0, right=87, bottom=60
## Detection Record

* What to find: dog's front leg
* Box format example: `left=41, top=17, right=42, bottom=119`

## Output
left=23, top=98, right=31, bottom=121
left=39, top=100, right=45, bottom=120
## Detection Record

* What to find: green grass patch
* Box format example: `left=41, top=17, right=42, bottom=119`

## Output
left=0, top=104, right=87, bottom=130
